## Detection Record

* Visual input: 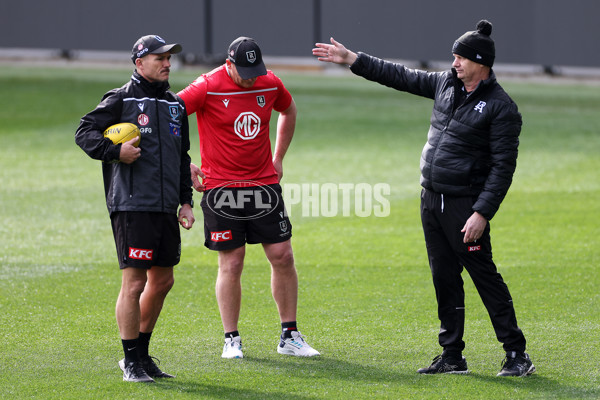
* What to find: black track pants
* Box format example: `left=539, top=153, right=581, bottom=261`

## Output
left=420, top=189, right=527, bottom=354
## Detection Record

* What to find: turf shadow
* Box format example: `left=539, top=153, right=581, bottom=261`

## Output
left=243, top=355, right=412, bottom=384
left=466, top=372, right=600, bottom=399
left=153, top=380, right=319, bottom=400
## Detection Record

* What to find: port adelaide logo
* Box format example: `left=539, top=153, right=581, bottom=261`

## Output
left=169, top=105, right=180, bottom=120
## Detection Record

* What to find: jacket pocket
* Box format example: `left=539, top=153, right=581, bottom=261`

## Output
left=129, top=167, right=134, bottom=199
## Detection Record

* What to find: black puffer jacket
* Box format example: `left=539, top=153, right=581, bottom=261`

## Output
left=76, top=71, right=193, bottom=215
left=350, top=52, right=521, bottom=220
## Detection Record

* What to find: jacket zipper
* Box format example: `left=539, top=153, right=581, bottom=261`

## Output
left=429, top=81, right=481, bottom=191
left=129, top=167, right=134, bottom=198
left=156, top=98, right=165, bottom=211
left=429, top=87, right=458, bottom=186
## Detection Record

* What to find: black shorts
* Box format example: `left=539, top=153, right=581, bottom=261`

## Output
left=201, top=183, right=292, bottom=251
left=110, top=211, right=181, bottom=269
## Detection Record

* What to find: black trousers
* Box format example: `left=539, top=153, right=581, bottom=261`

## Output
left=420, top=189, right=526, bottom=354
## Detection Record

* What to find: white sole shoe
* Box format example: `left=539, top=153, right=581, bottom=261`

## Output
left=277, top=331, right=320, bottom=357
left=222, top=336, right=244, bottom=359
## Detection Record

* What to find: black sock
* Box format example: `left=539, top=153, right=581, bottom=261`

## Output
left=281, top=321, right=297, bottom=338
left=122, top=338, right=139, bottom=364
left=138, top=331, right=152, bottom=360
left=442, top=350, right=462, bottom=360
left=225, top=330, right=239, bottom=340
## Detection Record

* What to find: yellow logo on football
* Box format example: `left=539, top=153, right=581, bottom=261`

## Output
left=103, top=123, right=141, bottom=147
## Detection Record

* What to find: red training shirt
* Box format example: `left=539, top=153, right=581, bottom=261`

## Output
left=178, top=65, right=292, bottom=189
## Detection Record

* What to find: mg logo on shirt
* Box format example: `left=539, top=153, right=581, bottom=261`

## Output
left=234, top=112, right=261, bottom=140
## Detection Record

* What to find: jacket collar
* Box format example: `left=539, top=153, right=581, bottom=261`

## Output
left=451, top=68, right=497, bottom=99
left=131, top=70, right=170, bottom=96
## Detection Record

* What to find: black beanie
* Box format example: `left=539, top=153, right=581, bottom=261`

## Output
left=452, top=20, right=495, bottom=67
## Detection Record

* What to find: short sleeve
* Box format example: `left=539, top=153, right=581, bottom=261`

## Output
left=272, top=74, right=292, bottom=112
left=177, top=77, right=208, bottom=115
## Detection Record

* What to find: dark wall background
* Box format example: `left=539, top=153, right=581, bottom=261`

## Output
left=2, top=0, right=598, bottom=67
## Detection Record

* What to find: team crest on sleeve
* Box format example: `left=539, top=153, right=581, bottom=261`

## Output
left=257, top=95, right=265, bottom=107
left=169, top=105, right=180, bottom=120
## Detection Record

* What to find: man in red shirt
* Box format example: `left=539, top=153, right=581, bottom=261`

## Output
left=178, top=36, right=319, bottom=358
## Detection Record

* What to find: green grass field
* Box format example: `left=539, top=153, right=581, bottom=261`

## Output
left=1, top=64, right=599, bottom=399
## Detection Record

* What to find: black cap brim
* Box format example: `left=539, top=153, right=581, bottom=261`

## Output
left=150, top=43, right=182, bottom=55
left=235, top=63, right=267, bottom=80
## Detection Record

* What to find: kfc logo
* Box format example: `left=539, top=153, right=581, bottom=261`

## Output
left=129, top=247, right=153, bottom=260
left=211, top=230, right=232, bottom=242
left=468, top=245, right=481, bottom=252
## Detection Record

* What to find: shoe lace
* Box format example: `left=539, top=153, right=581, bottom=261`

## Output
left=132, top=362, right=149, bottom=377
left=500, top=355, right=517, bottom=370
left=432, top=354, right=465, bottom=372
left=141, top=355, right=162, bottom=372
left=225, top=338, right=242, bottom=351
left=430, top=355, right=443, bottom=366
left=291, top=331, right=307, bottom=342
left=148, top=355, right=161, bottom=366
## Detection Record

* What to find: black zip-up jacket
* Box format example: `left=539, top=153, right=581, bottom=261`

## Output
left=350, top=53, right=521, bottom=220
left=75, top=71, right=193, bottom=215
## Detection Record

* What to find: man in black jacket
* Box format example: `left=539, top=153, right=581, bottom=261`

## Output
left=313, top=20, right=534, bottom=377
left=76, top=35, right=195, bottom=383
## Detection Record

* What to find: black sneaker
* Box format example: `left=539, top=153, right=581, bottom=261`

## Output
left=141, top=356, right=175, bottom=378
left=418, top=354, right=469, bottom=374
left=118, top=359, right=155, bottom=383
left=497, top=352, right=535, bottom=377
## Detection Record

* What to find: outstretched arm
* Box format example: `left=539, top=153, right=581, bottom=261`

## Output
left=312, top=37, right=358, bottom=66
